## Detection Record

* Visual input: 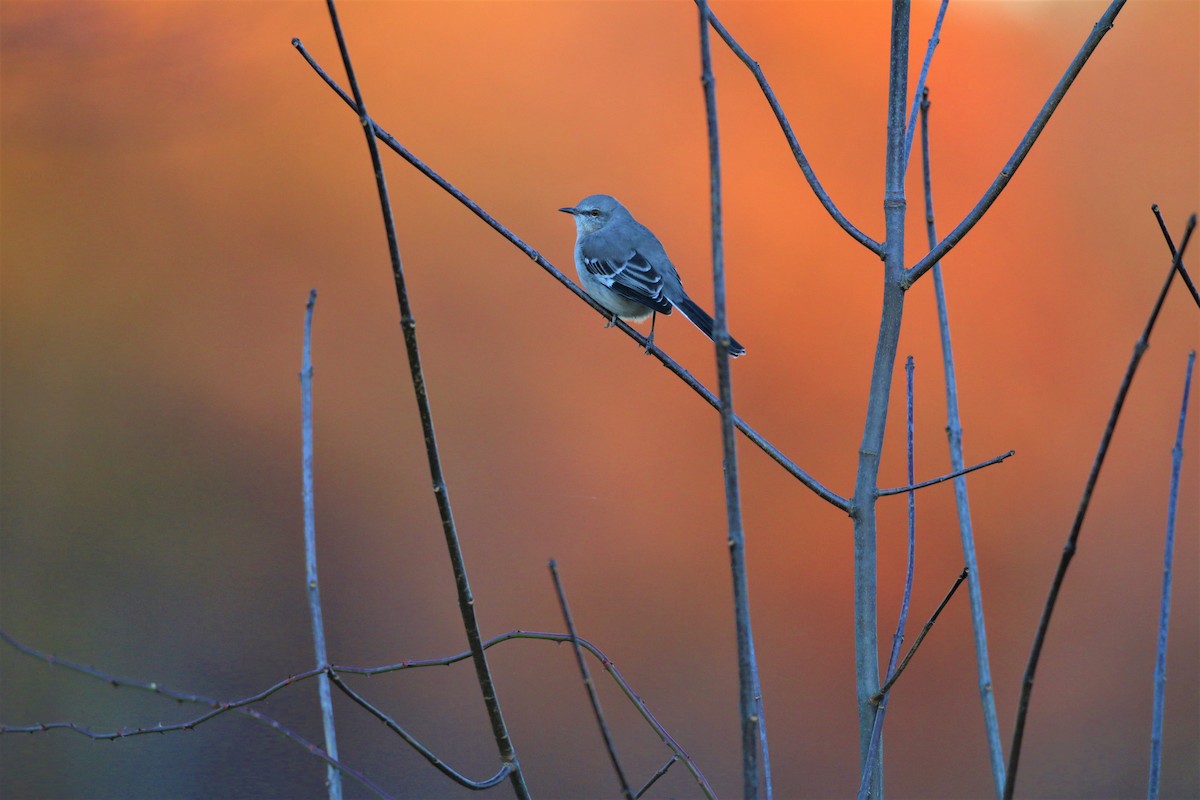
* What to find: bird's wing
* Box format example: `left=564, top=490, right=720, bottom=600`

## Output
left=579, top=248, right=673, bottom=314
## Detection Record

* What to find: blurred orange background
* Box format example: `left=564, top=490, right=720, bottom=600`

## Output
left=1, top=1, right=1196, bottom=797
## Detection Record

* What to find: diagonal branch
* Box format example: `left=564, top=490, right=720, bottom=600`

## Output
left=905, top=0, right=1129, bottom=287
left=871, top=567, right=969, bottom=703
left=1151, top=205, right=1200, bottom=308
left=700, top=3, right=883, bottom=255
left=902, top=0, right=950, bottom=171
left=1004, top=214, right=1197, bottom=800
left=877, top=449, right=1014, bottom=496
left=548, top=560, right=633, bottom=800
left=291, top=38, right=850, bottom=513
left=327, top=671, right=512, bottom=791
left=315, top=3, right=529, bottom=796
left=332, top=629, right=719, bottom=799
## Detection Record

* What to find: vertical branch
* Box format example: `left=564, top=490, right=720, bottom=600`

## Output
left=919, top=89, right=1006, bottom=797
left=319, top=2, right=530, bottom=796
left=300, top=289, right=343, bottom=800
left=1005, top=216, right=1196, bottom=800
left=1148, top=351, right=1195, bottom=799
left=852, top=3, right=911, bottom=797
left=548, top=561, right=634, bottom=800
left=697, top=2, right=767, bottom=797
left=857, top=356, right=918, bottom=800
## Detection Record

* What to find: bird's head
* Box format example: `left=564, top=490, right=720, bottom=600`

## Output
left=558, top=194, right=625, bottom=234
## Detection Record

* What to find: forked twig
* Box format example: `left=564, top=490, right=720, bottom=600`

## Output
left=872, top=568, right=969, bottom=703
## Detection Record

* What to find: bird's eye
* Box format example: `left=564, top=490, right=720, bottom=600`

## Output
left=589, top=209, right=600, bottom=217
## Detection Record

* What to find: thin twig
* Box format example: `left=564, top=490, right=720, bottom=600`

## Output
left=906, top=0, right=1129, bottom=287
left=0, top=631, right=392, bottom=799
left=920, top=87, right=1006, bottom=797
left=1148, top=350, right=1194, bottom=800
left=316, top=3, right=530, bottom=795
left=699, top=3, right=766, bottom=797
left=238, top=707, right=397, bottom=800
left=857, top=356, right=918, bottom=800
left=291, top=38, right=850, bottom=514
left=634, top=757, right=678, bottom=799
left=1151, top=205, right=1200, bottom=308
left=300, top=289, right=342, bottom=800
left=332, top=629, right=718, bottom=800
left=878, top=449, right=1014, bottom=496
left=326, top=670, right=512, bottom=790
left=872, top=567, right=969, bottom=702
left=700, top=3, right=882, bottom=255
left=548, top=560, right=633, bottom=800
left=902, top=0, right=950, bottom=171
left=1005, top=215, right=1197, bottom=800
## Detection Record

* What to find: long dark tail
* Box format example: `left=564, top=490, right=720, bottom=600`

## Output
left=676, top=296, right=747, bottom=357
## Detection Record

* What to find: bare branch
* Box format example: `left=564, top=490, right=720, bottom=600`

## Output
left=333, top=630, right=718, bottom=800
left=1005, top=214, right=1197, bottom=800
left=291, top=37, right=850, bottom=513
left=921, top=86, right=1007, bottom=796
left=700, top=4, right=883, bottom=255
left=1148, top=351, right=1195, bottom=799
left=548, top=560, right=633, bottom=800
left=314, top=2, right=529, bottom=795
left=858, top=356, right=919, bottom=800
left=698, top=3, right=768, bottom=798
left=634, top=757, right=678, bottom=799
left=902, top=0, right=950, bottom=170
left=299, top=289, right=342, bottom=800
left=871, top=567, right=970, bottom=703
left=905, top=0, right=1129, bottom=287
left=1151, top=205, right=1200, bottom=308
left=878, top=449, right=1015, bottom=496
left=0, top=630, right=392, bottom=799
left=326, top=671, right=512, bottom=790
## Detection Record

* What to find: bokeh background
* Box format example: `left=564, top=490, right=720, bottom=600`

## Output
left=2, top=1, right=1197, bottom=798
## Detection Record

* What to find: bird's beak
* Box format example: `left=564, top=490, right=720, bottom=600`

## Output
left=558, top=206, right=578, bottom=215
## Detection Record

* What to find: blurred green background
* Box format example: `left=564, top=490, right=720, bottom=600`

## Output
left=2, top=1, right=1197, bottom=797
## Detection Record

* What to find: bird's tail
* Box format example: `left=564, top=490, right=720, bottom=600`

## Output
left=676, top=296, right=747, bottom=357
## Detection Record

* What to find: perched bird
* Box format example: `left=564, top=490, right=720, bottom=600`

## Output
left=559, top=194, right=746, bottom=357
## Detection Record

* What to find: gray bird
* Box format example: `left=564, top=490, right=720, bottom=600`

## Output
left=559, top=194, right=746, bottom=357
